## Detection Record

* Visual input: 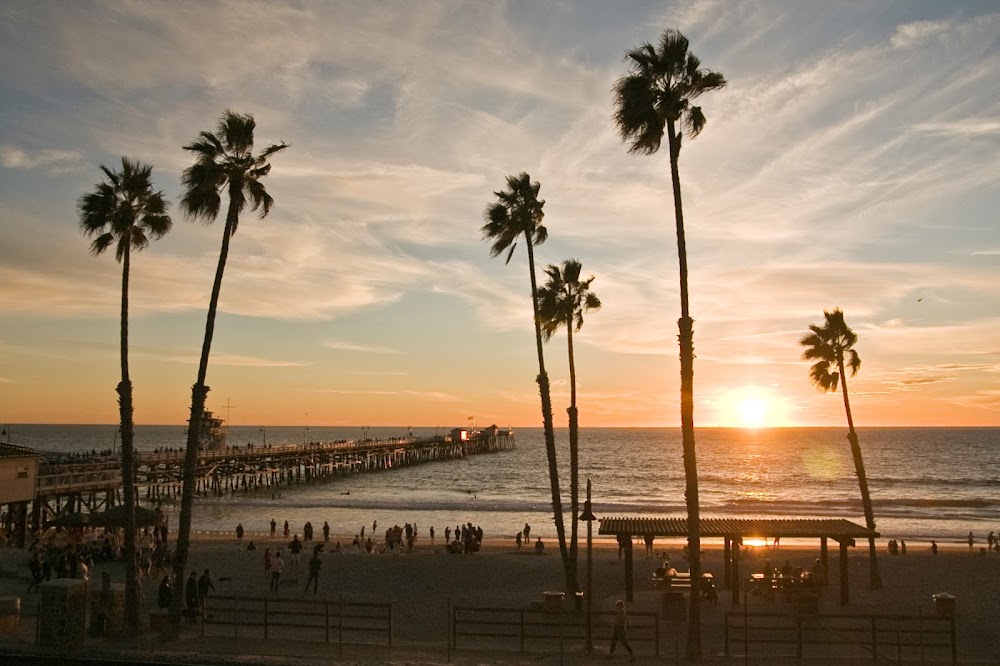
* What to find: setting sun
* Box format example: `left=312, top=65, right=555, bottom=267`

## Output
left=710, top=386, right=795, bottom=428
left=737, top=397, right=768, bottom=428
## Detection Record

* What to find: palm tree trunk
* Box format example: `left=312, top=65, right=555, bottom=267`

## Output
left=567, top=320, right=579, bottom=594
left=169, top=197, right=238, bottom=633
left=525, top=234, right=572, bottom=592
left=667, top=119, right=701, bottom=661
left=838, top=365, right=881, bottom=589
left=118, top=244, right=140, bottom=634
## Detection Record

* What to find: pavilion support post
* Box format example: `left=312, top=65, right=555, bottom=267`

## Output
left=625, top=535, right=634, bottom=602
left=839, top=541, right=849, bottom=605
left=723, top=537, right=731, bottom=588
left=820, top=537, right=829, bottom=587
left=731, top=540, right=740, bottom=604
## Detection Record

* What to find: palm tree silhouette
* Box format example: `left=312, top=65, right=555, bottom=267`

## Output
left=78, top=157, right=171, bottom=633
left=613, top=28, right=725, bottom=659
left=171, top=111, right=288, bottom=630
left=801, top=308, right=882, bottom=589
left=482, top=172, right=573, bottom=591
left=537, top=259, right=601, bottom=594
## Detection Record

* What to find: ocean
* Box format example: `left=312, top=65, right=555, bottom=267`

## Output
left=7, top=425, right=999, bottom=545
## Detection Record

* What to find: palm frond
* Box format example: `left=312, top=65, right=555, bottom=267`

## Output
left=219, top=109, right=256, bottom=155
left=613, top=74, right=664, bottom=154
left=244, top=178, right=275, bottom=218
left=90, top=232, right=115, bottom=256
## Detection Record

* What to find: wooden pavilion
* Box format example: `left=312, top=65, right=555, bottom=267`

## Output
left=598, top=517, right=879, bottom=605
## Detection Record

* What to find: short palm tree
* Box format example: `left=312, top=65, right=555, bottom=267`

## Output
left=170, top=111, right=288, bottom=631
left=613, top=28, right=725, bottom=659
left=482, top=173, right=574, bottom=592
left=801, top=308, right=882, bottom=589
left=78, top=157, right=172, bottom=634
left=537, top=259, right=601, bottom=595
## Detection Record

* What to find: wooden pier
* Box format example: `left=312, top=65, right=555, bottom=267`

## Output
left=24, top=429, right=515, bottom=529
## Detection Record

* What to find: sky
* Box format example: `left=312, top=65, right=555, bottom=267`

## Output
left=0, top=1, right=998, bottom=429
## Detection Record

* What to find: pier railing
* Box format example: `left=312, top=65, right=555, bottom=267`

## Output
left=201, top=594, right=392, bottom=649
left=451, top=605, right=659, bottom=656
left=724, top=610, right=957, bottom=663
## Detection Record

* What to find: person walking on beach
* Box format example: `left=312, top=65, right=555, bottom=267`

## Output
left=609, top=600, right=634, bottom=660
left=430, top=526, right=435, bottom=545
left=900, top=539, right=907, bottom=555
left=523, top=523, right=531, bottom=544
left=198, top=569, right=215, bottom=608
left=270, top=552, right=284, bottom=592
left=236, top=523, right=244, bottom=545
left=185, top=571, right=199, bottom=621
left=289, top=535, right=303, bottom=576
left=931, top=541, right=938, bottom=555
left=323, top=521, right=330, bottom=543
left=283, top=521, right=290, bottom=538
left=968, top=531, right=974, bottom=550
left=304, top=550, right=322, bottom=594
left=516, top=532, right=522, bottom=549
left=270, top=518, right=276, bottom=538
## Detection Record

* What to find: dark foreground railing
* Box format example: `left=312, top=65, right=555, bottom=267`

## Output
left=451, top=605, right=659, bottom=656
left=201, top=594, right=392, bottom=649
left=725, top=610, right=956, bottom=663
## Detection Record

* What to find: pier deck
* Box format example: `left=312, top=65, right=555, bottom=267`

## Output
left=24, top=430, right=515, bottom=529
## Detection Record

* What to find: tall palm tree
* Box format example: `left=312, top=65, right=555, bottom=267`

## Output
left=78, top=157, right=172, bottom=634
left=537, top=259, right=601, bottom=595
left=482, top=173, right=573, bottom=591
left=801, top=308, right=881, bottom=589
left=613, top=28, right=725, bottom=660
left=170, top=111, right=288, bottom=631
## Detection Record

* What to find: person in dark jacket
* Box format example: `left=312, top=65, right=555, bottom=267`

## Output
left=185, top=571, right=199, bottom=621
left=157, top=576, right=172, bottom=609
left=198, top=569, right=215, bottom=606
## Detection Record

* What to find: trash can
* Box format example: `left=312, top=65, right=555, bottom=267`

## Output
left=543, top=591, right=565, bottom=612
left=932, top=593, right=956, bottom=617
left=663, top=592, right=685, bottom=621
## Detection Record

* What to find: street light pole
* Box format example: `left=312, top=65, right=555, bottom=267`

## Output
left=579, top=477, right=597, bottom=654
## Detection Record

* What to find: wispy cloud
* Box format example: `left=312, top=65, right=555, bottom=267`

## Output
left=890, top=20, right=950, bottom=49
left=156, top=353, right=309, bottom=368
left=305, top=388, right=461, bottom=402
left=324, top=339, right=399, bottom=355
left=0, top=145, right=82, bottom=172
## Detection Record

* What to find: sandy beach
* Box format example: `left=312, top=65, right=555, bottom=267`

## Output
left=1, top=531, right=998, bottom=663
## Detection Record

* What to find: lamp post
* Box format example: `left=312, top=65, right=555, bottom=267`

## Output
left=579, top=477, right=597, bottom=654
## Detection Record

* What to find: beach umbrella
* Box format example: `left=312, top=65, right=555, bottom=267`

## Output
left=47, top=512, right=91, bottom=528
left=90, top=504, right=158, bottom=528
